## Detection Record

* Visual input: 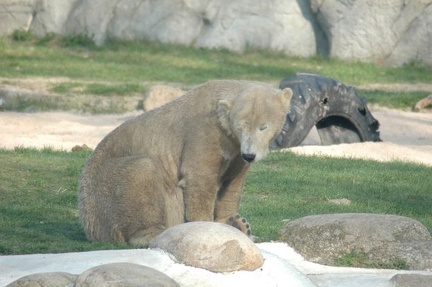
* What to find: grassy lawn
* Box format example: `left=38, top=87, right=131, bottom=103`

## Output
left=4, top=34, right=430, bottom=86
left=0, top=148, right=431, bottom=256
left=0, top=34, right=431, bottom=266
left=1, top=33, right=432, bottom=112
left=0, top=148, right=129, bottom=254
left=243, top=152, right=432, bottom=243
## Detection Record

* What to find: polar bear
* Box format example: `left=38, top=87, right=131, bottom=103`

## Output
left=78, top=80, right=292, bottom=246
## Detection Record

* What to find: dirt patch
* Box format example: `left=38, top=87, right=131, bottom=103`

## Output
left=286, top=106, right=432, bottom=166
left=0, top=111, right=140, bottom=151
left=0, top=77, right=74, bottom=94
left=1, top=77, right=431, bottom=166
left=0, top=106, right=431, bottom=166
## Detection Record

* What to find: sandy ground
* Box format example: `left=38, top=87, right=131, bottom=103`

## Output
left=0, top=107, right=431, bottom=166
left=288, top=106, right=432, bottom=167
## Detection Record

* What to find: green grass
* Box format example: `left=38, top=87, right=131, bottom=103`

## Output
left=1, top=33, right=431, bottom=112
left=358, top=90, right=430, bottom=110
left=241, top=152, right=432, bottom=243
left=50, top=82, right=146, bottom=96
left=334, top=251, right=408, bottom=270
left=5, top=36, right=427, bottom=85
left=0, top=148, right=128, bottom=254
left=1, top=148, right=431, bottom=257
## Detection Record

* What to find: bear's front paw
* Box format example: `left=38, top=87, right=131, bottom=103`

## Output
left=227, top=214, right=251, bottom=237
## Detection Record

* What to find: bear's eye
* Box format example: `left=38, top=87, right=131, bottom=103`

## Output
left=259, top=124, right=268, bottom=131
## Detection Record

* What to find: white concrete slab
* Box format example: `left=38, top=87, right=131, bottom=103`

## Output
left=2, top=243, right=431, bottom=287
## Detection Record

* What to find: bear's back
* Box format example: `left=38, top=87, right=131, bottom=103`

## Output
left=91, top=80, right=275, bottom=160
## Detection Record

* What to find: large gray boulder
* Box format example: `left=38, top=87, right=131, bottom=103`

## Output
left=281, top=213, right=432, bottom=270
left=310, top=0, right=432, bottom=66
left=150, top=221, right=264, bottom=272
left=63, top=0, right=319, bottom=56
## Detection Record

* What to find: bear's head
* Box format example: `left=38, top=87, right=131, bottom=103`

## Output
left=217, top=86, right=292, bottom=163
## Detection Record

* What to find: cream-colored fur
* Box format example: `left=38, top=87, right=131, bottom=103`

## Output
left=78, top=80, right=292, bottom=246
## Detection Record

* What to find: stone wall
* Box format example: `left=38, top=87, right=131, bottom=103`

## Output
left=1, top=0, right=431, bottom=66
left=310, top=0, right=432, bottom=66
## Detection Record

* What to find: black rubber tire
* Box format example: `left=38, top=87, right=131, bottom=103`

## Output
left=273, top=72, right=381, bottom=149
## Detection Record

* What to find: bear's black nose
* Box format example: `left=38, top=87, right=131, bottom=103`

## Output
left=242, top=153, right=256, bottom=163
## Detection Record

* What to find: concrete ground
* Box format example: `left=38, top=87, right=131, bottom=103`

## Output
left=1, top=242, right=431, bottom=287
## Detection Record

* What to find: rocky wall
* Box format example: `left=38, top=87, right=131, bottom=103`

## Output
left=1, top=0, right=431, bottom=66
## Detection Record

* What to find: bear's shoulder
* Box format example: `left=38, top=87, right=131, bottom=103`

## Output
left=188, top=80, right=276, bottom=102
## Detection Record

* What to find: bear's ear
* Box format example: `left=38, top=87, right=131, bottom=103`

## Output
left=217, top=99, right=233, bottom=114
left=216, top=99, right=234, bottom=134
left=278, top=88, right=293, bottom=111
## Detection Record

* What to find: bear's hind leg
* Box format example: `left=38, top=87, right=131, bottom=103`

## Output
left=116, top=156, right=180, bottom=247
left=129, top=226, right=166, bottom=247
left=128, top=183, right=185, bottom=247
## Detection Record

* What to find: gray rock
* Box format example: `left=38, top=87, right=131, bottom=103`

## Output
left=390, top=274, right=432, bottom=287
left=0, top=0, right=36, bottom=35
left=150, top=221, right=264, bottom=272
left=281, top=213, right=432, bottom=270
left=413, top=94, right=432, bottom=112
left=383, top=241, right=432, bottom=271
left=310, top=0, right=432, bottom=66
left=2, top=0, right=431, bottom=66
left=30, top=0, right=78, bottom=36
left=385, top=3, right=432, bottom=67
left=63, top=0, right=318, bottom=56
left=75, top=262, right=179, bottom=287
left=6, top=272, right=77, bottom=287
left=63, top=0, right=118, bottom=45
left=192, top=0, right=320, bottom=56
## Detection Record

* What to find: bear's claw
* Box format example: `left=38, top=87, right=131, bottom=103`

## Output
left=227, top=214, right=252, bottom=236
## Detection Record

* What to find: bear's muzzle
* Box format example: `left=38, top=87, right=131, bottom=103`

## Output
left=242, top=153, right=256, bottom=163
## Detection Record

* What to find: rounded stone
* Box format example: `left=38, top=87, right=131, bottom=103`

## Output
left=390, top=274, right=432, bottom=287
left=144, top=85, right=184, bottom=111
left=150, top=221, right=263, bottom=272
left=6, top=272, right=77, bottom=287
left=281, top=213, right=432, bottom=269
left=75, top=262, right=179, bottom=287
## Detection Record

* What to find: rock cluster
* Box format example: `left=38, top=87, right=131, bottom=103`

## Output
left=4, top=216, right=432, bottom=287
left=6, top=222, right=265, bottom=287
left=1, top=0, right=431, bottom=66
left=7, top=263, right=180, bottom=287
